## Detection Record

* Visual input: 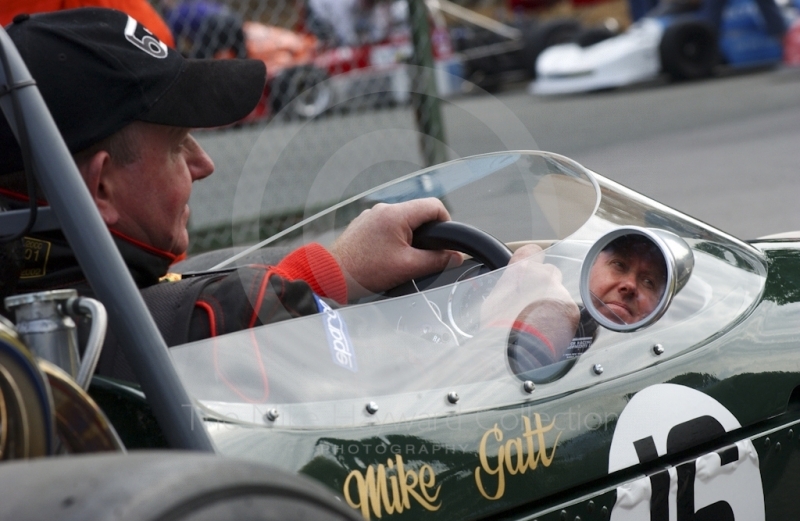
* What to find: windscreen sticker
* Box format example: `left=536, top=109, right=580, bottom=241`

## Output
left=20, top=237, right=51, bottom=278
left=609, top=384, right=764, bottom=521
left=563, top=336, right=593, bottom=359
left=315, top=296, right=357, bottom=372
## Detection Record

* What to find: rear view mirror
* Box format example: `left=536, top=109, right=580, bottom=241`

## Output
left=579, top=227, right=693, bottom=332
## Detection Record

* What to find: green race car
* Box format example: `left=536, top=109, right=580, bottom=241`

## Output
left=168, top=150, right=800, bottom=521
left=2, top=18, right=800, bottom=521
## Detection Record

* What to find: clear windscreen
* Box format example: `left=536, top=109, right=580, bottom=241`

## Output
left=170, top=151, right=766, bottom=429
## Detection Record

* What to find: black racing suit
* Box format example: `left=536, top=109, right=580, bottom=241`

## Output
left=12, top=228, right=347, bottom=382
left=507, top=306, right=597, bottom=374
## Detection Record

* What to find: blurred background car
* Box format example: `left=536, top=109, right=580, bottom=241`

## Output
left=532, top=0, right=794, bottom=94
left=444, top=0, right=624, bottom=91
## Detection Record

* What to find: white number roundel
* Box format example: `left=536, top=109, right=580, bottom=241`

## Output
left=609, top=384, right=764, bottom=521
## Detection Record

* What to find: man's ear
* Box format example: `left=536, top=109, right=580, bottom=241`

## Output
left=77, top=151, right=120, bottom=226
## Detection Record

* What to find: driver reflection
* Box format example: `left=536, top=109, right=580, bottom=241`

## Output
left=479, top=244, right=583, bottom=374
left=588, top=235, right=667, bottom=325
left=492, top=235, right=667, bottom=376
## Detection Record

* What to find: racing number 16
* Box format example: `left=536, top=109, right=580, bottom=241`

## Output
left=634, top=416, right=736, bottom=521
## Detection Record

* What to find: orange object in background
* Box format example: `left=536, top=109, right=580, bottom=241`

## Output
left=0, top=0, right=175, bottom=47
left=241, top=21, right=317, bottom=70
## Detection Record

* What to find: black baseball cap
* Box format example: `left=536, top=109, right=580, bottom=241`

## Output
left=0, top=7, right=266, bottom=174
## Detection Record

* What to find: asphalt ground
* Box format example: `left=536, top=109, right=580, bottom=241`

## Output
left=191, top=65, right=800, bottom=244
left=445, top=66, right=800, bottom=240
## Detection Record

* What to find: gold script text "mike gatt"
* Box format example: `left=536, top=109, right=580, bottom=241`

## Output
left=344, top=454, right=441, bottom=520
left=475, top=413, right=562, bottom=500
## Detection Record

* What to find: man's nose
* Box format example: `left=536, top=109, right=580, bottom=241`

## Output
left=186, top=134, right=215, bottom=181
left=618, top=274, right=638, bottom=295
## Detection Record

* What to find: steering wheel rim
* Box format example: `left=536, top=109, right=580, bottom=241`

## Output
left=412, top=221, right=512, bottom=270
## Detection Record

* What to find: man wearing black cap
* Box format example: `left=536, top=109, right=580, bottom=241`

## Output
left=3, top=8, right=583, bottom=384
left=0, top=7, right=465, bottom=379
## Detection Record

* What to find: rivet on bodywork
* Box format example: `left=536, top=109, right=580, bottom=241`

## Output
left=593, top=364, right=604, bottom=375
left=587, top=500, right=595, bottom=512
left=523, top=381, right=536, bottom=393
left=366, top=401, right=379, bottom=414
left=265, top=409, right=279, bottom=422
left=776, top=442, right=782, bottom=452
left=601, top=506, right=609, bottom=518
left=653, top=343, right=664, bottom=355
left=764, top=437, right=771, bottom=447
left=788, top=429, right=794, bottom=439
left=559, top=510, right=567, bottom=520
left=447, top=392, right=460, bottom=404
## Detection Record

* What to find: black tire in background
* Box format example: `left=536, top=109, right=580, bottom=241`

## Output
left=270, top=65, right=332, bottom=120
left=0, top=452, right=362, bottom=521
left=456, top=24, right=526, bottom=92
left=511, top=18, right=540, bottom=73
left=523, top=18, right=582, bottom=78
left=659, top=19, right=719, bottom=80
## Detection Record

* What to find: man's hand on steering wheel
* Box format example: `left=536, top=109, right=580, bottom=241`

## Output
left=481, top=245, right=580, bottom=358
left=330, top=198, right=463, bottom=300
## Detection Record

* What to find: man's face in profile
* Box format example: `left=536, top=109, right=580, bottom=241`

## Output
left=588, top=238, right=667, bottom=324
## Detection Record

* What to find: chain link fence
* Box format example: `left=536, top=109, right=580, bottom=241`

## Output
left=159, top=0, right=633, bottom=254
left=154, top=0, right=461, bottom=254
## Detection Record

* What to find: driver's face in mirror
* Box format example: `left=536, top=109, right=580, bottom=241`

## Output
left=588, top=235, right=667, bottom=324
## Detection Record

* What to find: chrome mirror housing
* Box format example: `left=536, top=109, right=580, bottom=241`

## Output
left=580, top=226, right=694, bottom=332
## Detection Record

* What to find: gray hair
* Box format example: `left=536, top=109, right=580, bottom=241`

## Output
left=72, top=122, right=143, bottom=168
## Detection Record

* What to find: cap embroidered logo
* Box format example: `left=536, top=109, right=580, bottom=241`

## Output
left=124, top=15, right=168, bottom=59
left=0, top=8, right=266, bottom=175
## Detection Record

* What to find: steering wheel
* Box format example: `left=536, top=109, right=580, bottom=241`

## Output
left=412, top=221, right=512, bottom=270
left=380, top=221, right=513, bottom=298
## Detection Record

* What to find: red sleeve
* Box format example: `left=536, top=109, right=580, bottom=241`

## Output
left=268, top=243, right=348, bottom=304
left=0, top=1, right=175, bottom=48
left=1, top=0, right=65, bottom=26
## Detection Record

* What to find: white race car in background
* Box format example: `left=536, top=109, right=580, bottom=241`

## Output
left=531, top=0, right=788, bottom=95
